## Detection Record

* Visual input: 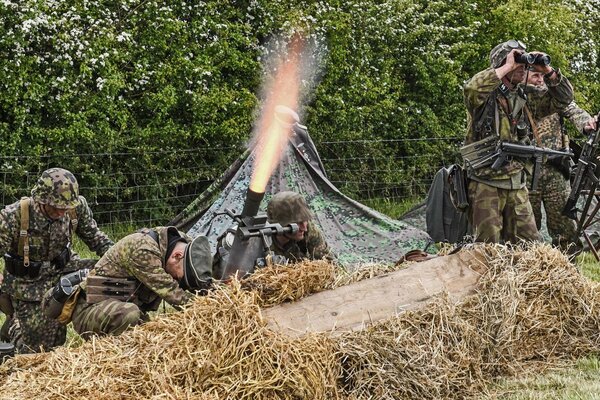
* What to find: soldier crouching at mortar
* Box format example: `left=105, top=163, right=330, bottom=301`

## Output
left=45, top=227, right=213, bottom=339
left=266, top=191, right=333, bottom=263
left=462, top=39, right=574, bottom=243
left=0, top=168, right=113, bottom=354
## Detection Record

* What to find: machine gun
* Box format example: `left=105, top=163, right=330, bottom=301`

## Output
left=491, top=142, right=573, bottom=191
left=217, top=189, right=298, bottom=281
left=562, top=112, right=600, bottom=223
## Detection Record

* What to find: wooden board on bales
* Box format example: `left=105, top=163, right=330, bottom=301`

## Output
left=263, top=250, right=487, bottom=337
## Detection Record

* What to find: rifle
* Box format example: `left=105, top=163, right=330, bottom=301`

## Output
left=217, top=189, right=298, bottom=281
left=562, top=112, right=600, bottom=222
left=491, top=142, right=573, bottom=191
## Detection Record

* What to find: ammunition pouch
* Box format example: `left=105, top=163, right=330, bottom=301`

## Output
left=460, top=135, right=499, bottom=172
left=3, top=253, right=43, bottom=279
left=52, top=244, right=72, bottom=270
left=4, top=243, right=71, bottom=279
left=85, top=275, right=139, bottom=304
left=448, top=165, right=469, bottom=211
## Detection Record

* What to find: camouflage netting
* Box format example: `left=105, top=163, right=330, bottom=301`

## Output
left=169, top=123, right=433, bottom=267
left=1, top=243, right=599, bottom=399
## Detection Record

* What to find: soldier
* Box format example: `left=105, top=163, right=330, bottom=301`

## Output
left=68, top=227, right=212, bottom=338
left=462, top=40, right=574, bottom=243
left=266, top=191, right=334, bottom=262
left=0, top=168, right=113, bottom=353
left=525, top=71, right=597, bottom=253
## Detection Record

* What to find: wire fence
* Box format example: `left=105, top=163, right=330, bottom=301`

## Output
left=0, top=137, right=463, bottom=230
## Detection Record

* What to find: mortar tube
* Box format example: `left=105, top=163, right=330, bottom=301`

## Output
left=241, top=188, right=264, bottom=218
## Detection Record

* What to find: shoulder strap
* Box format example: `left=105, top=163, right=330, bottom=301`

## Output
left=18, top=197, right=30, bottom=267
left=137, top=228, right=159, bottom=244
left=524, top=105, right=542, bottom=146
left=68, top=208, right=78, bottom=235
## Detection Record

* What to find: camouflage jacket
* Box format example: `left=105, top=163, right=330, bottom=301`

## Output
left=463, top=67, right=574, bottom=186
left=0, top=196, right=113, bottom=301
left=534, top=101, right=591, bottom=149
left=270, top=221, right=334, bottom=262
left=81, top=226, right=193, bottom=310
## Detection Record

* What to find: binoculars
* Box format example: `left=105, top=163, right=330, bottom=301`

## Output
left=515, top=52, right=551, bottom=66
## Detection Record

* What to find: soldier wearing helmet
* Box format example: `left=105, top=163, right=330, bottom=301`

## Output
left=66, top=227, right=212, bottom=338
left=462, top=40, right=574, bottom=243
left=266, top=191, right=333, bottom=262
left=0, top=167, right=113, bottom=353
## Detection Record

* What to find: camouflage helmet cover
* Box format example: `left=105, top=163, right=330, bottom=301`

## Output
left=267, top=191, right=313, bottom=226
left=489, top=39, right=527, bottom=68
left=31, top=168, right=80, bottom=209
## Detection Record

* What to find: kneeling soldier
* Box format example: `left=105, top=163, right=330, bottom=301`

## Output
left=64, top=227, right=212, bottom=338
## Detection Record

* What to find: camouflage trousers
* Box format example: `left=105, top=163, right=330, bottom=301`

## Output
left=527, top=165, right=581, bottom=251
left=71, top=295, right=144, bottom=339
left=468, top=180, right=541, bottom=243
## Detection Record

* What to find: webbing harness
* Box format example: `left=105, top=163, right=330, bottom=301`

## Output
left=16, top=197, right=78, bottom=269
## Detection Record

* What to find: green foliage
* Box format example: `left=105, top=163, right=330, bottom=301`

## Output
left=0, top=0, right=598, bottom=224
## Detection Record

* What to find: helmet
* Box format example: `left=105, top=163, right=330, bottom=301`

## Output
left=489, top=39, right=527, bottom=68
left=31, top=168, right=80, bottom=209
left=267, top=191, right=313, bottom=226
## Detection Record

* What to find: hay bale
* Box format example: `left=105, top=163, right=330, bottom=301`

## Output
left=1, top=243, right=599, bottom=400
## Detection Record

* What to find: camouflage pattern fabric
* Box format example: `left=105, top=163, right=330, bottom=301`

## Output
left=463, top=64, right=573, bottom=244
left=524, top=102, right=590, bottom=251
left=171, top=124, right=433, bottom=268
left=30, top=167, right=80, bottom=209
left=468, top=180, right=540, bottom=243
left=528, top=166, right=580, bottom=250
left=270, top=221, right=334, bottom=262
left=0, top=195, right=112, bottom=352
left=463, top=67, right=574, bottom=182
left=72, top=227, right=193, bottom=338
left=267, top=191, right=313, bottom=227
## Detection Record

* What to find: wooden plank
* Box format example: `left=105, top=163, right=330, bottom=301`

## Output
left=262, top=250, right=487, bottom=337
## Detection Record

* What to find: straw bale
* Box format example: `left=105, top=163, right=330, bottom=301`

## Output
left=0, top=243, right=599, bottom=400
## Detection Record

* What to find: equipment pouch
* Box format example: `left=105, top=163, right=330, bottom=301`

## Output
left=460, top=135, right=499, bottom=171
left=85, top=275, right=139, bottom=304
left=3, top=254, right=42, bottom=279
left=448, top=165, right=469, bottom=211
left=52, top=243, right=72, bottom=270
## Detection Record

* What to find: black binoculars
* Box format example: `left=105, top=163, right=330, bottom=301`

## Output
left=515, top=52, right=551, bottom=66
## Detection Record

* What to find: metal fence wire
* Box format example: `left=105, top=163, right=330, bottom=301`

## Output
left=0, top=137, right=462, bottom=228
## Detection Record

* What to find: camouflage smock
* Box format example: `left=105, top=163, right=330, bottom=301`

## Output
left=534, top=101, right=591, bottom=149
left=463, top=67, right=574, bottom=187
left=0, top=196, right=113, bottom=301
left=80, top=226, right=193, bottom=310
left=270, top=221, right=334, bottom=262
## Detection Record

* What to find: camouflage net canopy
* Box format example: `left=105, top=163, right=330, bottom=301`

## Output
left=169, top=123, right=432, bottom=268
left=1, top=243, right=600, bottom=399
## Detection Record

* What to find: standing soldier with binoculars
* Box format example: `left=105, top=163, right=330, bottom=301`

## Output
left=461, top=39, right=575, bottom=243
left=0, top=168, right=113, bottom=353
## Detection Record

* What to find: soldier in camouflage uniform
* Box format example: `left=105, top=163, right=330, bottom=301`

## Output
left=524, top=71, right=596, bottom=252
left=0, top=168, right=113, bottom=353
left=266, top=191, right=334, bottom=262
left=463, top=40, right=574, bottom=243
left=70, top=227, right=212, bottom=338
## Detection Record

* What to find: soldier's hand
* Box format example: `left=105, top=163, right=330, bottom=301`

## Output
left=584, top=117, right=597, bottom=133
